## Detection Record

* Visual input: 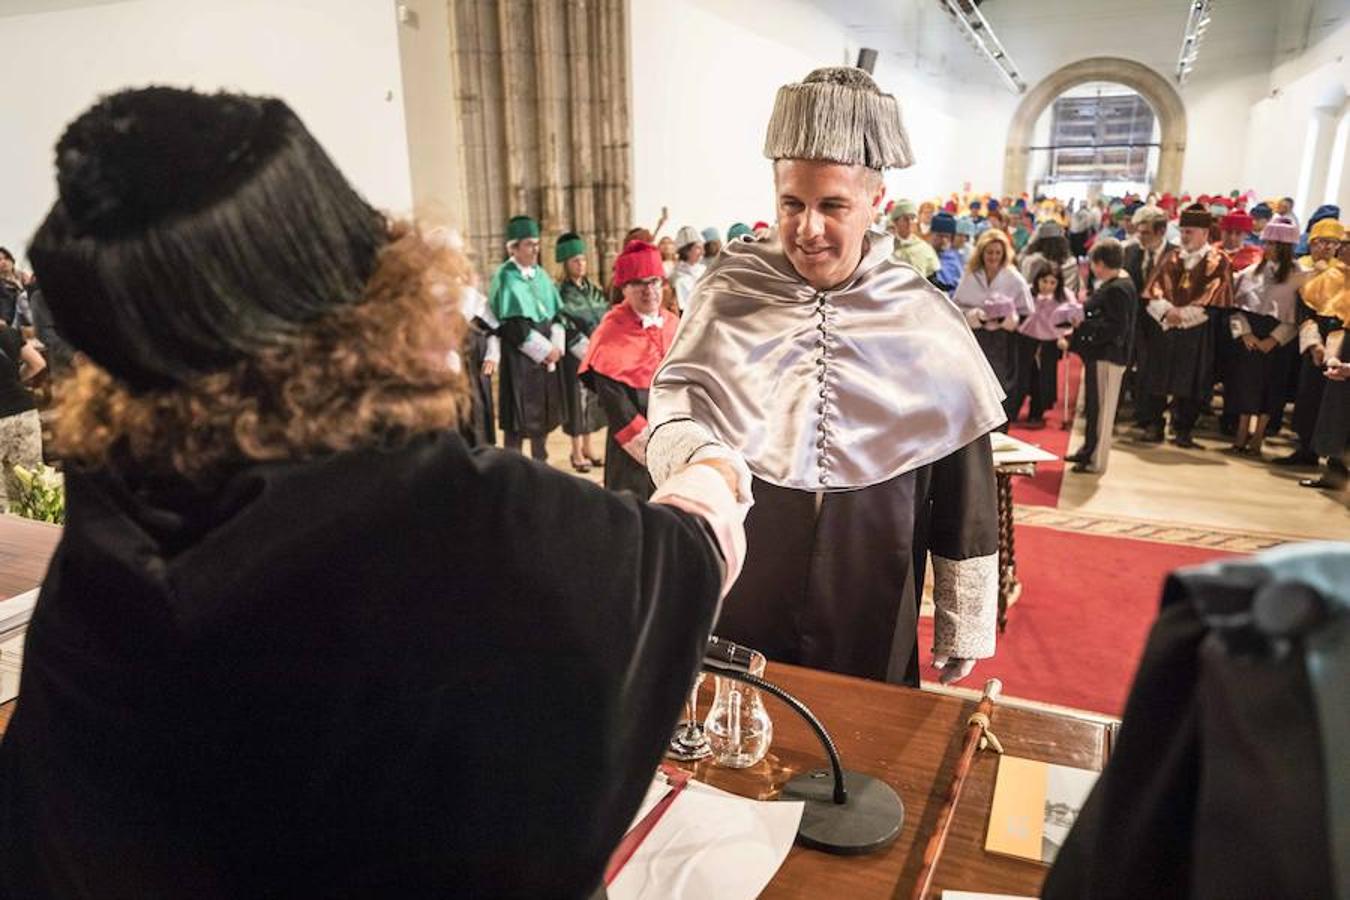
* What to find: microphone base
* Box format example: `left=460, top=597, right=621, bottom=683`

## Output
left=780, top=769, right=904, bottom=856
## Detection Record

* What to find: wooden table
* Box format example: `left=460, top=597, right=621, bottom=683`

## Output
left=681, top=666, right=1111, bottom=899
left=991, top=435, right=1059, bottom=632
left=0, top=515, right=1111, bottom=897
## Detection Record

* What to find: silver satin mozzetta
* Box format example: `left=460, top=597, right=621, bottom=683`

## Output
left=648, top=232, right=1007, bottom=491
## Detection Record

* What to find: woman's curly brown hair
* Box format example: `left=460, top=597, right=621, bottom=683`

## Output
left=51, top=221, right=473, bottom=481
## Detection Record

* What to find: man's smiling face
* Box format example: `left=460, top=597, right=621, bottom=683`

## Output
left=774, top=158, right=884, bottom=291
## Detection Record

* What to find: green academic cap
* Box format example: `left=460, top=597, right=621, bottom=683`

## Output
left=555, top=231, right=586, bottom=263
left=507, top=215, right=540, bottom=242
left=727, top=223, right=752, bottom=241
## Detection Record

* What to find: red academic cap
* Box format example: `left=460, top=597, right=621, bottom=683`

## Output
left=752, top=221, right=770, bottom=231
left=1220, top=210, right=1254, bottom=232
left=611, top=240, right=665, bottom=287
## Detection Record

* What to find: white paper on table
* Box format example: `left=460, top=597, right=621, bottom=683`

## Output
left=942, top=893, right=1037, bottom=900
left=0, top=588, right=39, bottom=638
left=1, top=589, right=40, bottom=705
left=607, top=777, right=804, bottom=900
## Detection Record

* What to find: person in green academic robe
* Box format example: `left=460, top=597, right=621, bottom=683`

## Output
left=489, top=215, right=565, bottom=462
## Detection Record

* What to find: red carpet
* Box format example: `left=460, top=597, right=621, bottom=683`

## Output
left=919, top=523, right=1240, bottom=716
left=1006, top=354, right=1082, bottom=508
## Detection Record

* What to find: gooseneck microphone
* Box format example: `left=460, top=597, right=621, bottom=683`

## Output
left=701, top=637, right=904, bottom=856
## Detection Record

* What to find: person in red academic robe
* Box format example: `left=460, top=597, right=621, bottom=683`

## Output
left=1217, top=209, right=1263, bottom=272
left=579, top=240, right=680, bottom=498
left=1137, top=203, right=1236, bottom=447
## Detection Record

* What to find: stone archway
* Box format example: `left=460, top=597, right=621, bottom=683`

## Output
left=1003, top=57, right=1187, bottom=196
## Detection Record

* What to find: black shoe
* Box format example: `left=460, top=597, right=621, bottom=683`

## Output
left=1172, top=435, right=1202, bottom=449
left=1071, top=463, right=1101, bottom=474
left=1140, top=426, right=1165, bottom=443
left=1272, top=450, right=1319, bottom=467
left=1299, top=476, right=1347, bottom=490
left=1063, top=451, right=1089, bottom=464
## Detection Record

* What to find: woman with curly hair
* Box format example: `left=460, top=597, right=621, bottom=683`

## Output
left=0, top=87, right=746, bottom=899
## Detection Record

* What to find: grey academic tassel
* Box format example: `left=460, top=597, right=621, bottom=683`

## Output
left=762, top=66, right=914, bottom=170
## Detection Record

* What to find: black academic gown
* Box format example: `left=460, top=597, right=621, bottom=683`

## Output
left=716, top=435, right=998, bottom=685
left=1043, top=546, right=1346, bottom=900
left=1123, top=241, right=1172, bottom=418
left=1225, top=312, right=1296, bottom=418
left=1292, top=298, right=1341, bottom=452
left=497, top=318, right=565, bottom=438
left=588, top=373, right=655, bottom=498
left=463, top=318, right=498, bottom=447
left=0, top=433, right=725, bottom=899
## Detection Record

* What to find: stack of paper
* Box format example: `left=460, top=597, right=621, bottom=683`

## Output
left=608, top=775, right=803, bottom=900
left=0, top=588, right=39, bottom=640
left=0, top=588, right=39, bottom=705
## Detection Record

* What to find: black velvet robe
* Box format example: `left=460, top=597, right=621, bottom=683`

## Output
left=0, top=433, right=724, bottom=899
left=463, top=319, right=498, bottom=447
left=497, top=317, right=565, bottom=437
left=587, top=372, right=655, bottom=499
left=1043, top=548, right=1345, bottom=900
left=714, top=434, right=997, bottom=684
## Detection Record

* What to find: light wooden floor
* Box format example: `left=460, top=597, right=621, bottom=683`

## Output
left=1054, top=386, right=1350, bottom=543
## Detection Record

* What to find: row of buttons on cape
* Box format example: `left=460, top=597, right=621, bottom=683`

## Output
left=815, top=293, right=835, bottom=487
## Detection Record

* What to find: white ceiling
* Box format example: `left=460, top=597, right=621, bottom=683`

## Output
left=0, top=0, right=132, bottom=17
left=823, top=0, right=1287, bottom=91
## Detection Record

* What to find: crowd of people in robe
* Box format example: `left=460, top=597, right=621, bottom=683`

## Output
left=472, top=189, right=1350, bottom=493
left=0, top=62, right=1343, bottom=900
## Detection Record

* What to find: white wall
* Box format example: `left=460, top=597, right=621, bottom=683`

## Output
left=628, top=0, right=992, bottom=234
left=0, top=0, right=412, bottom=262
left=628, top=0, right=848, bottom=235
left=1241, top=16, right=1350, bottom=213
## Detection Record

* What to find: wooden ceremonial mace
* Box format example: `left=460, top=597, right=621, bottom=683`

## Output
left=909, top=678, right=1005, bottom=900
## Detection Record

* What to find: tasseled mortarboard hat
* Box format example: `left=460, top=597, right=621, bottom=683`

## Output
left=1260, top=215, right=1300, bottom=245
left=674, top=225, right=702, bottom=250
left=1309, top=204, right=1341, bottom=228
left=1219, top=210, right=1254, bottom=233
left=1179, top=203, right=1214, bottom=229
left=555, top=231, right=586, bottom=263
left=29, top=86, right=386, bottom=392
left=507, top=216, right=540, bottom=242
left=763, top=66, right=912, bottom=170
left=611, top=240, right=664, bottom=287
left=888, top=198, right=918, bottom=221
left=1132, top=205, right=1169, bottom=228
left=930, top=212, right=957, bottom=235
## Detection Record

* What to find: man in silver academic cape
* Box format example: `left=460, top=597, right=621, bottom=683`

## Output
left=646, top=67, right=1007, bottom=686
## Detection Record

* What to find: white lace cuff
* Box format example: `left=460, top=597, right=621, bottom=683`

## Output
left=931, top=553, right=997, bottom=659
left=1300, top=320, right=1323, bottom=354
left=1146, top=298, right=1173, bottom=326
left=1177, top=305, right=1209, bottom=329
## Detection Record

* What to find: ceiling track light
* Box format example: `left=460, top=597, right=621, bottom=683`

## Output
left=936, top=0, right=1026, bottom=94
left=1176, top=0, right=1215, bottom=85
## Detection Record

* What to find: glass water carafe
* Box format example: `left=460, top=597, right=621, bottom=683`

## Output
left=704, top=649, right=773, bottom=768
